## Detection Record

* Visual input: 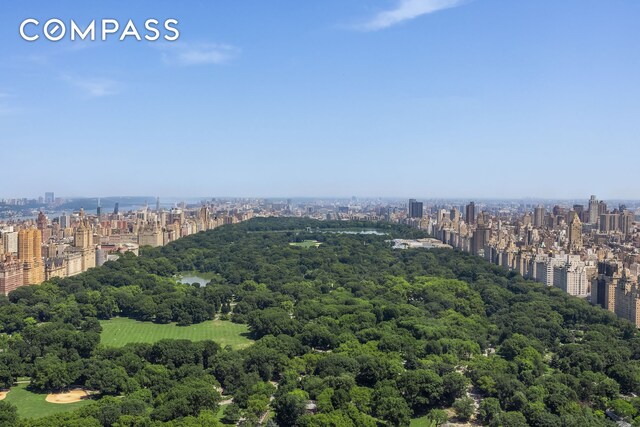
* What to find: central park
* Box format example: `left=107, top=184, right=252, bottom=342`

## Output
left=0, top=218, right=639, bottom=426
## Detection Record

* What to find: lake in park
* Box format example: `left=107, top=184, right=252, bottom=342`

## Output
left=178, top=273, right=211, bottom=287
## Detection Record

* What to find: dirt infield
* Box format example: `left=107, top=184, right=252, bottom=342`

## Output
left=45, top=389, right=89, bottom=404
left=0, top=391, right=7, bottom=401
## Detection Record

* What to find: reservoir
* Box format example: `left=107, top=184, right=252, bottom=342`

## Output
left=178, top=274, right=210, bottom=287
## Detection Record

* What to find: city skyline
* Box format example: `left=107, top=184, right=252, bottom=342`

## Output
left=6, top=192, right=640, bottom=208
left=2, top=1, right=640, bottom=198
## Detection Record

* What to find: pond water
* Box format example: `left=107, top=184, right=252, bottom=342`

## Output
left=178, top=275, right=210, bottom=287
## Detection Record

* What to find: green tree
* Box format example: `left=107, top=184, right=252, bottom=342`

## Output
left=220, top=403, right=242, bottom=425
left=151, top=378, right=221, bottom=421
left=86, top=362, right=129, bottom=395
left=427, top=409, right=448, bottom=426
left=611, top=398, right=637, bottom=419
left=273, top=391, right=308, bottom=427
left=376, top=397, right=411, bottom=427
left=31, top=354, right=73, bottom=392
left=453, top=397, right=475, bottom=421
left=500, top=411, right=528, bottom=427
left=478, top=397, right=501, bottom=426
left=398, top=369, right=443, bottom=411
left=0, top=401, right=18, bottom=427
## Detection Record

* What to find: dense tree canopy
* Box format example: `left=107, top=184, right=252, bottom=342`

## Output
left=0, top=218, right=636, bottom=426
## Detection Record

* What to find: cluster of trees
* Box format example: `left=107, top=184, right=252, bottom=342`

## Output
left=0, top=254, right=224, bottom=330
left=0, top=218, right=638, bottom=426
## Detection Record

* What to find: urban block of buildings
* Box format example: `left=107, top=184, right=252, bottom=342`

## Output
left=0, top=196, right=256, bottom=295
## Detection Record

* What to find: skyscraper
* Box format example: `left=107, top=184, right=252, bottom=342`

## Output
left=599, top=212, right=620, bottom=233
left=621, top=210, right=634, bottom=236
left=588, top=195, right=599, bottom=225
left=450, top=207, right=461, bottom=223
left=59, top=213, right=70, bottom=229
left=472, top=213, right=490, bottom=255
left=1, top=231, right=18, bottom=254
left=598, top=201, right=608, bottom=219
left=18, top=228, right=44, bottom=285
left=72, top=211, right=96, bottom=272
left=568, top=212, right=582, bottom=252
left=36, top=212, right=47, bottom=231
left=465, top=202, right=476, bottom=225
left=44, top=192, right=54, bottom=204
left=18, top=229, right=36, bottom=261
left=534, top=205, right=546, bottom=228
left=408, top=199, right=423, bottom=219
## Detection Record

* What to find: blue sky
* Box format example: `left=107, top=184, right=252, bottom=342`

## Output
left=1, top=0, right=639, bottom=199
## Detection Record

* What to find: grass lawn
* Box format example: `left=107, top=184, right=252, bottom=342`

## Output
left=100, top=317, right=253, bottom=349
left=289, top=240, right=321, bottom=248
left=4, top=384, right=93, bottom=419
left=410, top=416, right=437, bottom=427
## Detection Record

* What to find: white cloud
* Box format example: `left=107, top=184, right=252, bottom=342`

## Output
left=61, top=76, right=120, bottom=98
left=358, top=0, right=469, bottom=31
left=158, top=42, right=240, bottom=66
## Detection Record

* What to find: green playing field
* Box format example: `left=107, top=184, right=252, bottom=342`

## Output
left=100, top=317, right=253, bottom=349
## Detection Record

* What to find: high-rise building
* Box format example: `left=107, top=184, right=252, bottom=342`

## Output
left=44, top=192, right=54, bottom=204
left=139, top=222, right=163, bottom=247
left=408, top=199, right=423, bottom=219
left=59, top=213, right=70, bottom=229
left=472, top=214, right=490, bottom=255
left=450, top=207, right=461, bottom=223
left=36, top=212, right=48, bottom=244
left=0, top=258, right=24, bottom=295
left=592, top=260, right=621, bottom=312
left=199, top=205, right=211, bottom=226
left=18, top=229, right=36, bottom=261
left=1, top=230, right=18, bottom=254
left=74, top=222, right=92, bottom=250
left=18, top=228, right=44, bottom=285
left=465, top=202, right=476, bottom=225
left=71, top=211, right=96, bottom=272
left=553, top=255, right=588, bottom=297
left=621, top=210, right=634, bottom=236
left=588, top=195, right=599, bottom=225
left=598, top=201, right=607, bottom=215
left=533, top=205, right=546, bottom=228
left=615, top=278, right=640, bottom=327
left=599, top=212, right=620, bottom=233
left=540, top=255, right=569, bottom=287
left=568, top=212, right=582, bottom=252
left=169, top=208, right=184, bottom=225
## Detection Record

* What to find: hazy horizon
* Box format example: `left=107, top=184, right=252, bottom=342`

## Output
left=3, top=193, right=640, bottom=205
